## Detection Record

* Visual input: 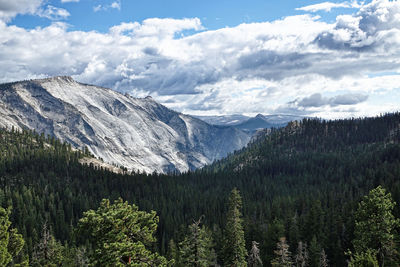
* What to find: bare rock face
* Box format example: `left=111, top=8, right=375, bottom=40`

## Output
left=0, top=76, right=251, bottom=173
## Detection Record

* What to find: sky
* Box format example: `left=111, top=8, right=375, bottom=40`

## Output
left=0, top=0, right=400, bottom=119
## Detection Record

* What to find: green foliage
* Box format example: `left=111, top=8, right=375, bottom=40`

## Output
left=61, top=245, right=89, bottom=267
left=0, top=206, right=27, bottom=266
left=77, top=198, right=170, bottom=266
left=223, top=188, right=247, bottom=266
left=178, top=217, right=217, bottom=267
left=263, top=219, right=285, bottom=265
left=348, top=249, right=379, bottom=267
left=353, top=186, right=400, bottom=265
left=308, top=236, right=321, bottom=267
left=31, top=223, right=64, bottom=267
left=166, top=239, right=178, bottom=264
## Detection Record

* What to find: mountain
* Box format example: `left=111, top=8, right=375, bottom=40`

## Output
left=194, top=114, right=251, bottom=126
left=196, top=113, right=304, bottom=132
left=0, top=76, right=251, bottom=173
left=234, top=114, right=305, bottom=132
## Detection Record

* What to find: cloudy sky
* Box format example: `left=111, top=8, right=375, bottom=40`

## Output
left=0, top=0, right=399, bottom=118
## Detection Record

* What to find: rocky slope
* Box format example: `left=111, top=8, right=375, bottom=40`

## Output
left=0, top=76, right=251, bottom=173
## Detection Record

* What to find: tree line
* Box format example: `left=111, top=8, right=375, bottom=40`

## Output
left=2, top=186, right=398, bottom=266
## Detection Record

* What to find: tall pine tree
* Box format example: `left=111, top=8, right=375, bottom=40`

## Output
left=223, top=188, right=247, bottom=267
left=31, top=223, right=64, bottom=267
left=352, top=186, right=400, bottom=266
left=178, top=217, right=217, bottom=267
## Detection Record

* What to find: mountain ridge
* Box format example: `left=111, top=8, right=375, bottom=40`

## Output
left=0, top=76, right=251, bottom=173
left=194, top=113, right=305, bottom=133
left=206, top=113, right=400, bottom=173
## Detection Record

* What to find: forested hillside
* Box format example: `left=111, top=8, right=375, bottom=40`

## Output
left=1, top=113, right=400, bottom=266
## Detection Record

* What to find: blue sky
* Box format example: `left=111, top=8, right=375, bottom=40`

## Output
left=0, top=0, right=399, bottom=119
left=12, top=0, right=362, bottom=31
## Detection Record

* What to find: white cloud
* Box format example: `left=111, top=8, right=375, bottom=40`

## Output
left=0, top=0, right=70, bottom=21
left=37, top=5, right=70, bottom=20
left=296, top=1, right=362, bottom=12
left=0, top=0, right=43, bottom=21
left=111, top=2, right=121, bottom=10
left=297, top=2, right=349, bottom=12
left=94, top=0, right=121, bottom=12
left=93, top=5, right=102, bottom=12
left=0, top=0, right=400, bottom=119
left=61, top=0, right=79, bottom=2
left=296, top=1, right=361, bottom=12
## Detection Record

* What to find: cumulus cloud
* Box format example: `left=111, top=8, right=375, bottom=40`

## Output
left=0, top=0, right=69, bottom=21
left=0, top=0, right=43, bottom=21
left=315, top=0, right=400, bottom=51
left=0, top=0, right=399, bottom=118
left=296, top=1, right=361, bottom=12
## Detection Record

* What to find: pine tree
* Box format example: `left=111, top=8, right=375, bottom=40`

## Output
left=319, top=249, right=328, bottom=267
left=288, top=213, right=300, bottom=250
left=352, top=186, right=400, bottom=266
left=73, top=246, right=89, bottom=267
left=247, top=241, right=262, bottom=267
left=223, top=188, right=247, bottom=267
left=61, top=245, right=90, bottom=267
left=295, top=241, right=308, bottom=267
left=167, top=239, right=179, bottom=264
left=31, top=223, right=64, bottom=267
left=304, top=201, right=323, bottom=243
left=309, top=236, right=321, bottom=267
left=271, top=237, right=292, bottom=267
left=77, top=198, right=170, bottom=266
left=0, top=206, right=27, bottom=266
left=178, top=217, right=217, bottom=267
left=348, top=249, right=379, bottom=267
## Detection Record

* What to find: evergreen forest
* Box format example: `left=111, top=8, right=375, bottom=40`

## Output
left=1, top=112, right=400, bottom=266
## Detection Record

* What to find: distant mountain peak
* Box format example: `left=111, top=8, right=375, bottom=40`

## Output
left=255, top=114, right=265, bottom=119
